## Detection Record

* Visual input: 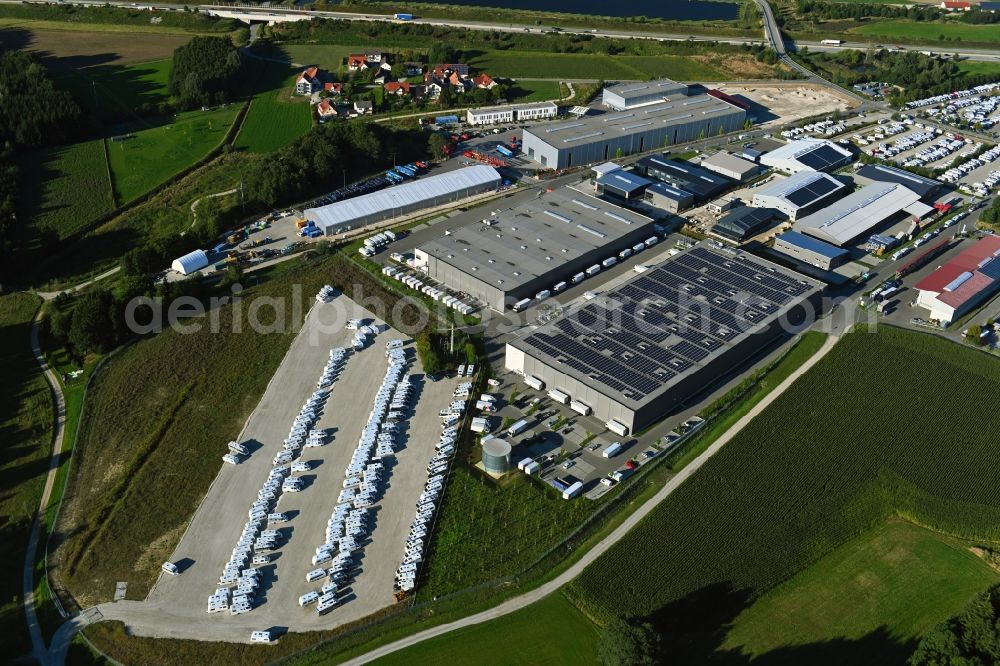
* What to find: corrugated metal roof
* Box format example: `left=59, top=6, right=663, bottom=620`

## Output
left=775, top=230, right=848, bottom=259
left=305, top=166, right=501, bottom=230
left=793, top=183, right=921, bottom=246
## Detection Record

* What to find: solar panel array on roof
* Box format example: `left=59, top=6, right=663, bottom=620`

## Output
left=784, top=175, right=841, bottom=207
left=517, top=245, right=815, bottom=403
left=796, top=144, right=851, bottom=171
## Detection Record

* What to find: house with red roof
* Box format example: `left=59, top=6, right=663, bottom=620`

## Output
left=915, top=236, right=1000, bottom=324
left=324, top=82, right=343, bottom=95
left=347, top=54, right=368, bottom=71
left=384, top=81, right=412, bottom=96
left=317, top=99, right=339, bottom=120
left=296, top=67, right=328, bottom=95
left=940, top=0, right=971, bottom=9
left=472, top=73, right=496, bottom=89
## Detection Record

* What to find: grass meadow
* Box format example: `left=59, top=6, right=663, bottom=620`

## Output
left=568, top=326, right=1000, bottom=662
left=370, top=592, right=599, bottom=666
left=235, top=65, right=313, bottom=154
left=106, top=105, right=240, bottom=203
left=722, top=520, right=1000, bottom=661
left=17, top=139, right=115, bottom=242
left=53, top=58, right=171, bottom=122
left=851, top=21, right=1000, bottom=45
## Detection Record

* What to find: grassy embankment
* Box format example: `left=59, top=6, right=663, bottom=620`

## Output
left=0, top=293, right=53, bottom=658
left=567, top=327, right=1000, bottom=663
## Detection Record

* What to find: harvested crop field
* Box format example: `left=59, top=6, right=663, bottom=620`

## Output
left=0, top=26, right=189, bottom=69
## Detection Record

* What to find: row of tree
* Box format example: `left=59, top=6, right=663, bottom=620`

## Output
left=909, top=583, right=1000, bottom=664
left=243, top=121, right=428, bottom=208
left=796, top=0, right=943, bottom=22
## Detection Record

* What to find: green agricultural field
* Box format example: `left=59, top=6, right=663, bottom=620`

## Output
left=106, top=105, right=241, bottom=203
left=371, top=592, right=600, bottom=666
left=54, top=58, right=171, bottom=121
left=467, top=51, right=644, bottom=80
left=723, top=520, right=1000, bottom=662
left=508, top=79, right=563, bottom=102
left=851, top=21, right=1000, bottom=45
left=235, top=65, right=312, bottom=153
left=0, top=293, right=53, bottom=657
left=280, top=44, right=372, bottom=73
left=419, top=470, right=594, bottom=598
left=617, top=55, right=726, bottom=81
left=568, top=327, right=1000, bottom=663
left=17, top=139, right=115, bottom=241
left=958, top=61, right=1000, bottom=78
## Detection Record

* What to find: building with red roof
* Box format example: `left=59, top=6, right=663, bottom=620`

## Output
left=347, top=55, right=368, bottom=71
left=384, top=81, right=412, bottom=96
left=316, top=99, right=339, bottom=119
left=941, top=0, right=971, bottom=9
left=472, top=73, right=496, bottom=89
left=915, top=235, right=1000, bottom=324
left=296, top=66, right=325, bottom=95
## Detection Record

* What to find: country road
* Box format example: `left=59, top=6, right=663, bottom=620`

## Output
left=22, top=311, right=70, bottom=666
left=341, top=332, right=841, bottom=666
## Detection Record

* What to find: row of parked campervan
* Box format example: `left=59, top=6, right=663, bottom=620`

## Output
left=381, top=265, right=476, bottom=316
left=943, top=143, right=1000, bottom=188
left=905, top=82, right=1000, bottom=110
left=395, top=385, right=465, bottom=595
left=300, top=344, right=413, bottom=613
left=359, top=230, right=399, bottom=258
left=209, top=347, right=349, bottom=615
left=511, top=236, right=660, bottom=312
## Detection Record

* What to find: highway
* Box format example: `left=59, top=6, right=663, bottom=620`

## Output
left=3, top=0, right=1000, bottom=63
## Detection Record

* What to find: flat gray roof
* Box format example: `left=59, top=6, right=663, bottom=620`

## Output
left=526, top=94, right=743, bottom=146
left=794, top=182, right=921, bottom=246
left=468, top=101, right=557, bottom=117
left=700, top=151, right=758, bottom=176
left=418, top=185, right=652, bottom=291
left=509, top=241, right=823, bottom=410
left=604, top=78, right=689, bottom=102
left=305, top=165, right=501, bottom=230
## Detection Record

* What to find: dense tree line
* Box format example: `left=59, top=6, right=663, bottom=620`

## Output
left=243, top=122, right=429, bottom=207
left=909, top=583, right=1000, bottom=664
left=796, top=0, right=943, bottom=22
left=598, top=617, right=661, bottom=666
left=275, top=18, right=758, bottom=58
left=0, top=45, right=86, bottom=265
left=0, top=47, right=84, bottom=148
left=169, top=36, right=244, bottom=109
left=804, top=49, right=1000, bottom=105
left=981, top=198, right=1000, bottom=228
left=0, top=3, right=235, bottom=32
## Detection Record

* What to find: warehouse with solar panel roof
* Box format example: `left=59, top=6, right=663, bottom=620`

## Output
left=505, top=242, right=823, bottom=433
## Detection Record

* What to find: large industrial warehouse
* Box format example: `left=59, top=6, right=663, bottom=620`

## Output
left=505, top=242, right=823, bottom=433
left=634, top=154, right=732, bottom=201
left=915, top=235, right=1000, bottom=324
left=414, top=185, right=655, bottom=310
left=793, top=182, right=923, bottom=247
left=304, top=165, right=502, bottom=235
left=751, top=171, right=848, bottom=221
left=521, top=96, right=746, bottom=170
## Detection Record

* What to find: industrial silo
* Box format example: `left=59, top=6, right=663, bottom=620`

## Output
left=482, top=438, right=512, bottom=475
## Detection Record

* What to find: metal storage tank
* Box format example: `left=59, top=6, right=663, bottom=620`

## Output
left=482, top=437, right=512, bottom=474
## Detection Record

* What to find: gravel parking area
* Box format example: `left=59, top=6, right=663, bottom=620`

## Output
left=101, top=294, right=460, bottom=641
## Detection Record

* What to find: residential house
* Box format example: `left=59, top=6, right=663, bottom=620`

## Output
left=374, top=69, right=391, bottom=85
left=403, top=62, right=424, bottom=76
left=347, top=55, right=368, bottom=71
left=384, top=81, right=412, bottom=96
left=472, top=73, right=496, bottom=90
left=317, top=99, right=339, bottom=119
left=940, top=0, right=971, bottom=9
left=296, top=66, right=327, bottom=95
left=354, top=100, right=373, bottom=115
left=365, top=49, right=384, bottom=63
left=430, top=63, right=470, bottom=78
left=324, top=82, right=343, bottom=95
left=424, top=80, right=443, bottom=98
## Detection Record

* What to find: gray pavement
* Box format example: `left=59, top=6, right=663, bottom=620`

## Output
left=96, top=293, right=460, bottom=641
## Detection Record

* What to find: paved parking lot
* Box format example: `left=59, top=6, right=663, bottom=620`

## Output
left=102, top=294, right=460, bottom=641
